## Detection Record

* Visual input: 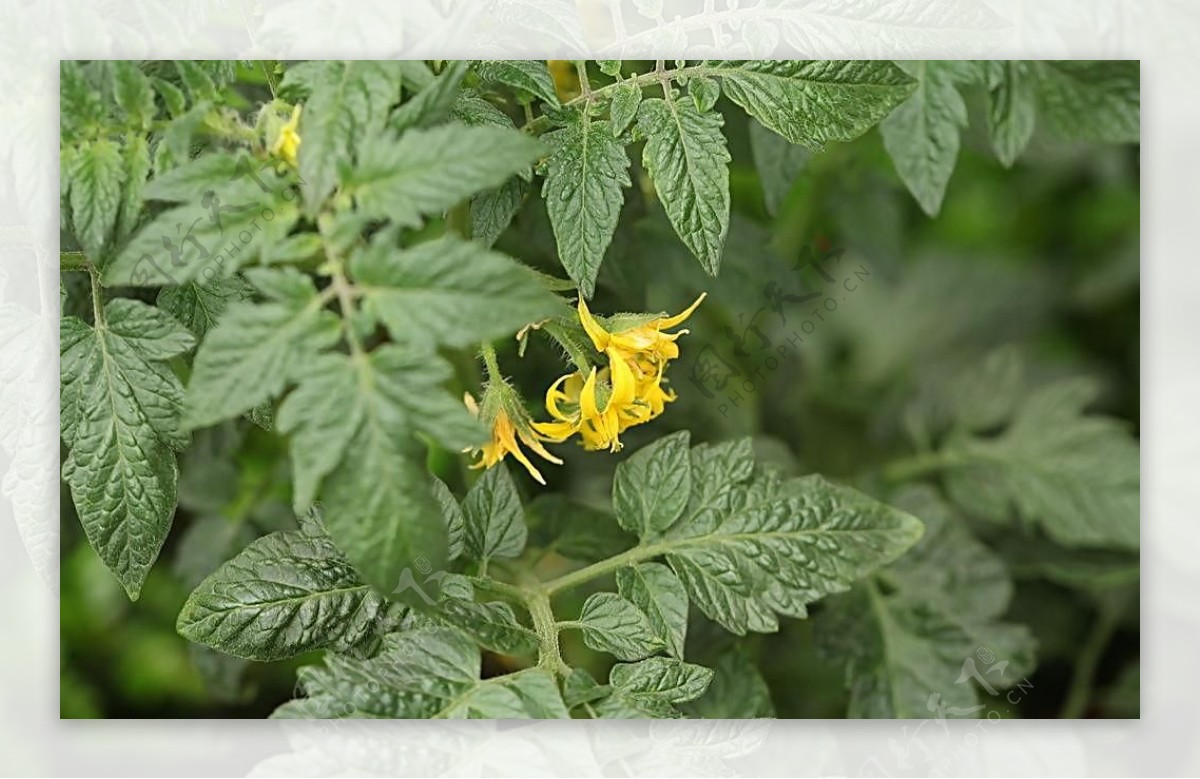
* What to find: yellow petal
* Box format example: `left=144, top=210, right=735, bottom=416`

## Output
left=657, top=292, right=706, bottom=330
left=579, top=367, right=601, bottom=419
left=518, top=428, right=564, bottom=465
left=544, top=372, right=578, bottom=420
left=577, top=297, right=612, bottom=351
left=607, top=348, right=637, bottom=407
left=532, top=420, right=578, bottom=441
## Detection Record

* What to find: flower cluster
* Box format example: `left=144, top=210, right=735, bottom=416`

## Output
left=465, top=294, right=704, bottom=482
left=535, top=294, right=705, bottom=453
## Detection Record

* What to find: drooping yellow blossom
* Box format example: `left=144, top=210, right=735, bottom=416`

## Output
left=271, top=104, right=302, bottom=165
left=578, top=293, right=707, bottom=372
left=534, top=347, right=649, bottom=452
left=464, top=384, right=562, bottom=484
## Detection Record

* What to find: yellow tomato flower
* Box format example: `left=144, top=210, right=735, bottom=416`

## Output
left=535, top=347, right=650, bottom=452
left=577, top=293, right=706, bottom=369
left=464, top=385, right=562, bottom=484
left=271, top=104, right=302, bottom=165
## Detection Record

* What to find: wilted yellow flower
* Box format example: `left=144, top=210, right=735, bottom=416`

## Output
left=464, top=384, right=562, bottom=484
left=271, top=105, right=302, bottom=165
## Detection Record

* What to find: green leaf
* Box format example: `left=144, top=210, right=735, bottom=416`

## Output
left=152, top=76, right=187, bottom=118
left=608, top=82, right=641, bottom=135
left=616, top=562, right=688, bottom=659
left=471, top=177, right=527, bottom=247
left=748, top=121, right=809, bottom=217
left=432, top=478, right=466, bottom=561
left=577, top=592, right=664, bottom=661
left=985, top=61, right=1036, bottom=167
left=542, top=112, right=630, bottom=297
left=60, top=299, right=196, bottom=598
left=156, top=275, right=254, bottom=338
left=105, top=179, right=301, bottom=286
left=602, top=437, right=923, bottom=635
left=67, top=139, right=126, bottom=262
left=177, top=529, right=400, bottom=661
left=350, top=234, right=561, bottom=348
left=689, top=75, right=720, bottom=112
left=299, top=61, right=402, bottom=211
left=115, top=136, right=151, bottom=244
left=461, top=464, right=528, bottom=563
left=594, top=657, right=713, bottom=718
left=390, top=59, right=469, bottom=132
left=276, top=346, right=481, bottom=586
left=881, top=61, right=970, bottom=216
left=563, top=667, right=608, bottom=709
left=350, top=123, right=543, bottom=226
left=638, top=97, right=730, bottom=275
left=475, top=60, right=559, bottom=106
left=525, top=494, right=635, bottom=563
left=1035, top=61, right=1139, bottom=144
left=818, top=487, right=1035, bottom=718
left=182, top=293, right=340, bottom=430
left=431, top=577, right=538, bottom=655
left=711, top=60, right=916, bottom=149
left=274, top=626, right=569, bottom=718
left=175, top=60, right=216, bottom=102
left=612, top=430, right=691, bottom=539
left=684, top=649, right=775, bottom=718
left=112, top=61, right=156, bottom=129
left=940, top=378, right=1139, bottom=549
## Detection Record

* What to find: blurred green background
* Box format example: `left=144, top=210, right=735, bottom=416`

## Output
left=61, top=62, right=1139, bottom=719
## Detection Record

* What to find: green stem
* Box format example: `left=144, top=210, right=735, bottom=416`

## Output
left=523, top=63, right=710, bottom=135
left=480, top=342, right=502, bottom=382
left=1059, top=599, right=1124, bottom=718
left=574, top=60, right=592, bottom=99
left=526, top=588, right=570, bottom=676
left=89, top=269, right=105, bottom=326
left=882, top=450, right=957, bottom=484
left=542, top=542, right=662, bottom=596
left=61, top=251, right=90, bottom=272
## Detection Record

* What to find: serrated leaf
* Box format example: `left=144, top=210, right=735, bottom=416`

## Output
left=274, top=626, right=569, bottom=718
left=616, top=562, right=688, bottom=659
left=475, top=60, right=559, bottom=106
left=612, top=429, right=691, bottom=539
left=711, top=60, right=916, bottom=149
left=597, top=437, right=923, bottom=635
left=60, top=299, right=195, bottom=598
left=432, top=478, right=466, bottom=561
left=940, top=378, right=1139, bottom=549
left=391, top=59, right=469, bottom=132
left=985, top=61, right=1036, bottom=167
left=350, top=123, right=543, bottom=226
left=881, top=61, right=970, bottom=216
left=182, top=293, right=341, bottom=430
left=594, top=657, right=713, bottom=718
left=471, top=177, right=527, bottom=247
left=608, top=82, right=641, bottom=135
left=152, top=76, right=187, bottom=118
left=299, top=61, right=402, bottom=211
left=462, top=464, right=528, bottom=563
left=577, top=592, right=664, bottom=661
left=175, top=60, right=216, bottom=102
left=177, top=530, right=400, bottom=661
left=1035, top=60, right=1139, bottom=144
left=156, top=275, right=254, bottom=338
left=112, top=61, right=156, bottom=129
left=350, top=234, right=558, bottom=348
left=105, top=179, right=301, bottom=286
left=542, top=113, right=630, bottom=297
left=818, top=487, right=1035, bottom=718
left=67, top=139, right=126, bottom=262
left=638, top=97, right=730, bottom=275
left=277, top=345, right=482, bottom=534
left=689, top=76, right=720, bottom=112
left=115, top=136, right=151, bottom=243
left=434, top=586, right=538, bottom=656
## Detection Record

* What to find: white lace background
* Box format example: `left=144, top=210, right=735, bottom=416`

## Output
left=0, top=0, right=1194, bottom=775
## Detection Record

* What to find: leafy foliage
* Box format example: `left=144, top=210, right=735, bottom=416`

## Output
left=58, top=59, right=1140, bottom=720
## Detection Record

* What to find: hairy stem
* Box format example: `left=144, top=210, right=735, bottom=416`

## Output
left=882, top=450, right=959, bottom=484
left=542, top=542, right=664, bottom=596
left=89, top=268, right=105, bottom=326
left=526, top=588, right=570, bottom=676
